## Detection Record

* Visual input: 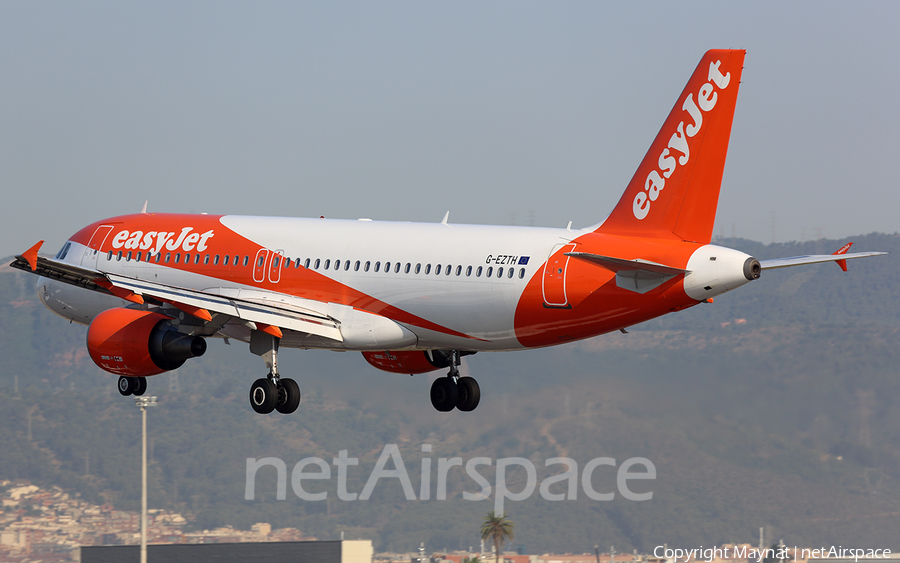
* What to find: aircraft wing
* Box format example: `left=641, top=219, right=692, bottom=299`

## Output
left=105, top=274, right=343, bottom=341
left=10, top=241, right=343, bottom=342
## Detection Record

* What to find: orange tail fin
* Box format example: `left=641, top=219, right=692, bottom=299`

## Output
left=597, top=49, right=745, bottom=243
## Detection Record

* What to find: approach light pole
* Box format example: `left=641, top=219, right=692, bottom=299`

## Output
left=595, top=546, right=600, bottom=563
left=135, top=396, right=158, bottom=563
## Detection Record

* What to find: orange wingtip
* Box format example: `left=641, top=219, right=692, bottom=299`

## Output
left=256, top=323, right=284, bottom=339
left=833, top=242, right=852, bottom=272
left=20, top=240, right=44, bottom=271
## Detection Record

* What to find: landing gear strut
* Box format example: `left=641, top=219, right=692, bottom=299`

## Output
left=248, top=329, right=300, bottom=415
left=430, top=350, right=481, bottom=412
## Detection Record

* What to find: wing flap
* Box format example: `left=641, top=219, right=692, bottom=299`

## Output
left=106, top=274, right=343, bottom=342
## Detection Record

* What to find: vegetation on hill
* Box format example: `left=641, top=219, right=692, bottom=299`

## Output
left=1, top=233, right=898, bottom=552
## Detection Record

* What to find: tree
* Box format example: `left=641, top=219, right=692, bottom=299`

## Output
left=480, top=511, right=514, bottom=563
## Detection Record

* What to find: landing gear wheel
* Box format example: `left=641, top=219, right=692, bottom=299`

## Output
left=430, top=377, right=459, bottom=412
left=456, top=376, right=480, bottom=412
left=118, top=376, right=135, bottom=396
left=249, top=378, right=277, bottom=414
left=133, top=377, right=147, bottom=397
left=275, top=378, right=301, bottom=414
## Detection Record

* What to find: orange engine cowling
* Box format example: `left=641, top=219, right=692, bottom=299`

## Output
left=87, top=308, right=207, bottom=377
left=362, top=350, right=455, bottom=375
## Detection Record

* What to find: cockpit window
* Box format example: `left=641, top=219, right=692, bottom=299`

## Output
left=55, top=242, right=71, bottom=260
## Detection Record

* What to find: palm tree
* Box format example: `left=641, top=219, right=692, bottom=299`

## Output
left=480, top=511, right=514, bottom=563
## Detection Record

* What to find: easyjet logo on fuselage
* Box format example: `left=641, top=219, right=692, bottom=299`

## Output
left=632, top=60, right=732, bottom=220
left=110, top=227, right=215, bottom=254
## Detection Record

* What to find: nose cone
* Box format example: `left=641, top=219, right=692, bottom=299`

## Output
left=683, top=245, right=758, bottom=302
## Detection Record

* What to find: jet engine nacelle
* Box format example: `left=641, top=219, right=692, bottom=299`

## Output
left=362, top=350, right=454, bottom=375
left=362, top=350, right=477, bottom=375
left=86, top=308, right=207, bottom=377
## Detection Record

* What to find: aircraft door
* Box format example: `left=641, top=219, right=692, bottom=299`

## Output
left=268, top=250, right=284, bottom=283
left=82, top=225, right=115, bottom=269
left=253, top=249, right=269, bottom=283
left=542, top=243, right=576, bottom=308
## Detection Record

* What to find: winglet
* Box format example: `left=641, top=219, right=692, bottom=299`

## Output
left=441, top=211, right=450, bottom=225
left=140, top=200, right=148, bottom=214
left=833, top=242, right=853, bottom=272
left=18, top=240, right=44, bottom=272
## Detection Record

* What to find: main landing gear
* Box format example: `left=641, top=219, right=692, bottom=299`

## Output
left=118, top=376, right=147, bottom=396
left=248, top=330, right=300, bottom=415
left=430, top=350, right=481, bottom=412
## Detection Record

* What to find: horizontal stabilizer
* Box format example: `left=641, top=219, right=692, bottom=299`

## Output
left=566, top=252, right=688, bottom=294
left=760, top=251, right=886, bottom=271
left=566, top=252, right=689, bottom=276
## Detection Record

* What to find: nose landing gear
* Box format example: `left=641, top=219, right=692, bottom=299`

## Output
left=429, top=350, right=481, bottom=412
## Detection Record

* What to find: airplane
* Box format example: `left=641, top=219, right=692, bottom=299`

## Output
left=10, top=49, right=886, bottom=415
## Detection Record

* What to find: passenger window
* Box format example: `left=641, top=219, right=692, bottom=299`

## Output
left=136, top=252, right=142, bottom=262
left=364, top=261, right=370, bottom=272
left=384, top=261, right=391, bottom=273
left=354, top=260, right=360, bottom=271
left=466, top=266, right=472, bottom=276
left=415, top=263, right=421, bottom=274
left=334, top=260, right=340, bottom=271
left=305, top=258, right=311, bottom=269
left=195, top=254, right=201, bottom=265
left=455, top=265, right=462, bottom=276
left=497, top=267, right=503, bottom=278
left=223, top=255, right=230, bottom=266
left=507, top=267, right=514, bottom=278
left=375, top=261, right=381, bottom=272
left=155, top=253, right=161, bottom=263
left=272, top=256, right=280, bottom=268
left=126, top=251, right=132, bottom=261
left=404, top=263, right=410, bottom=274
left=175, top=253, right=181, bottom=264
left=476, top=266, right=482, bottom=277
left=214, top=255, right=220, bottom=265
left=243, top=256, right=249, bottom=266
left=435, top=264, right=442, bottom=275
left=425, top=264, right=431, bottom=275
left=344, top=260, right=351, bottom=271
left=296, top=258, right=302, bottom=268
left=486, top=266, right=492, bottom=277
left=395, top=263, right=401, bottom=273
left=324, top=259, right=331, bottom=270
left=446, top=265, right=451, bottom=276
left=258, top=255, right=265, bottom=267
left=184, top=253, right=191, bottom=263
left=107, top=251, right=113, bottom=261
left=519, top=267, right=525, bottom=279
left=117, top=251, right=123, bottom=261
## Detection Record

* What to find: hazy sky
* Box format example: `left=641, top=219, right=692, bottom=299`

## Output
left=2, top=1, right=898, bottom=257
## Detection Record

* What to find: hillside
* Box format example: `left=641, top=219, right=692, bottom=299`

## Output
left=1, top=233, right=899, bottom=552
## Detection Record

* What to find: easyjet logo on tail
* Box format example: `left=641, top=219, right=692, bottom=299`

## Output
left=111, top=227, right=215, bottom=254
left=632, top=60, right=732, bottom=220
